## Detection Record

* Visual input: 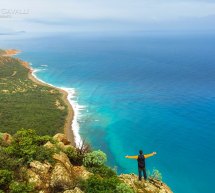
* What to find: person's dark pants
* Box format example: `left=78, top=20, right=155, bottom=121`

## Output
left=138, top=167, right=147, bottom=181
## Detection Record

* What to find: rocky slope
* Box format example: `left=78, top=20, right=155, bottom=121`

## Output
left=0, top=132, right=172, bottom=193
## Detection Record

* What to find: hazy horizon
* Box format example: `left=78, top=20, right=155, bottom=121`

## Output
left=0, top=0, right=215, bottom=36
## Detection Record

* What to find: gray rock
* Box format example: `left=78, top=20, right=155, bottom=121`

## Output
left=119, top=174, right=173, bottom=193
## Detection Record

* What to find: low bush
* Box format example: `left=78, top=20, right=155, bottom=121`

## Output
left=64, top=147, right=84, bottom=165
left=80, top=175, right=120, bottom=193
left=9, top=181, right=35, bottom=193
left=34, top=146, right=55, bottom=164
left=0, top=170, right=13, bottom=190
left=5, top=129, right=55, bottom=164
left=0, top=149, right=22, bottom=171
left=83, top=150, right=107, bottom=167
left=116, top=183, right=134, bottom=193
left=87, top=165, right=117, bottom=178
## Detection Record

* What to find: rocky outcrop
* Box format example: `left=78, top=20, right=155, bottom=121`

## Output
left=30, top=161, right=52, bottom=175
left=119, top=174, right=172, bottom=193
left=50, top=133, right=74, bottom=150
left=1, top=49, right=20, bottom=56
left=0, top=132, right=12, bottom=144
left=73, top=166, right=92, bottom=180
left=28, top=154, right=90, bottom=192
left=53, top=152, right=73, bottom=172
left=26, top=133, right=172, bottom=193
left=27, top=134, right=92, bottom=193
left=44, top=141, right=55, bottom=149
left=53, top=133, right=71, bottom=145
left=28, top=161, right=52, bottom=191
left=50, top=162, right=75, bottom=190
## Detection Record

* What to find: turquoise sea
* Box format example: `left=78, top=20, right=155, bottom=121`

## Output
left=1, top=32, right=215, bottom=193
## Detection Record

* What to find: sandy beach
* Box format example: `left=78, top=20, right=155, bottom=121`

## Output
left=7, top=50, right=75, bottom=146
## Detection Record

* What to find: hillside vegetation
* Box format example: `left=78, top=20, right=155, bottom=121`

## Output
left=0, top=129, right=172, bottom=193
left=0, top=52, right=67, bottom=135
left=0, top=50, right=172, bottom=192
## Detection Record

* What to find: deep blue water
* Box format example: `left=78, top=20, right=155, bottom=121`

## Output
left=1, top=32, right=215, bottom=193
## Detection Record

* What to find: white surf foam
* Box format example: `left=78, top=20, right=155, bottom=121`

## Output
left=41, top=64, right=48, bottom=67
left=60, top=87, right=85, bottom=147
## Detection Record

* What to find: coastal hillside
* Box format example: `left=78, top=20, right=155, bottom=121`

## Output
left=0, top=129, right=172, bottom=193
left=0, top=50, right=69, bottom=136
left=0, top=49, right=172, bottom=192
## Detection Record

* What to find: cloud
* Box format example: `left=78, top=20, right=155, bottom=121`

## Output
left=0, top=0, right=215, bottom=33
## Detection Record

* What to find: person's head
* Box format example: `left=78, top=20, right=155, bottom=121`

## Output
left=139, top=150, right=143, bottom=155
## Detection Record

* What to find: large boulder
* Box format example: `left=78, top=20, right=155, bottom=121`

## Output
left=50, top=151, right=76, bottom=190
left=44, top=141, right=55, bottom=149
left=73, top=166, right=92, bottom=180
left=0, top=132, right=12, bottom=144
left=30, top=161, right=52, bottom=176
left=53, top=133, right=70, bottom=145
left=28, top=170, right=43, bottom=189
left=28, top=161, right=52, bottom=191
left=50, top=163, right=75, bottom=190
left=28, top=152, right=78, bottom=192
left=53, top=151, right=73, bottom=171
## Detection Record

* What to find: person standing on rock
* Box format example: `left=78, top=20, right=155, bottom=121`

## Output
left=125, top=150, right=157, bottom=181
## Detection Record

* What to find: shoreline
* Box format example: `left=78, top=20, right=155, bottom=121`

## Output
left=29, top=71, right=75, bottom=146
left=7, top=50, right=76, bottom=146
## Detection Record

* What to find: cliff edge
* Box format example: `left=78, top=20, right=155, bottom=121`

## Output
left=0, top=130, right=172, bottom=193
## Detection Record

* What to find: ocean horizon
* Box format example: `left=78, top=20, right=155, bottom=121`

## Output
left=1, top=32, right=215, bottom=193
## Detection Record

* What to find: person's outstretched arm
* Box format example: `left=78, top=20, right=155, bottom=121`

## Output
left=125, top=155, right=138, bottom=159
left=144, top=152, right=157, bottom=159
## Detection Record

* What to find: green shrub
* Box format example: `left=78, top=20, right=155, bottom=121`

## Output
left=0, top=138, right=9, bottom=147
left=0, top=149, right=22, bottom=171
left=64, top=147, right=84, bottom=165
left=6, top=129, right=40, bottom=163
left=80, top=175, right=120, bottom=193
left=83, top=150, right=107, bottom=167
left=88, top=165, right=117, bottom=178
left=5, top=129, right=55, bottom=164
left=0, top=170, right=13, bottom=189
left=35, top=135, right=53, bottom=145
left=116, top=183, right=134, bottom=193
left=34, top=146, right=55, bottom=164
left=9, top=181, right=35, bottom=193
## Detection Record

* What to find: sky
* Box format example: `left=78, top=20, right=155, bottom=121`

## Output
left=0, top=0, right=215, bottom=34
